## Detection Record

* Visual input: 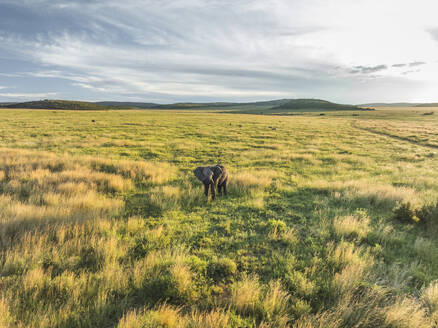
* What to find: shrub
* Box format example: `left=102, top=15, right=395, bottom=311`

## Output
left=285, top=271, right=315, bottom=298
left=266, top=219, right=287, bottom=234
left=207, top=258, right=237, bottom=282
left=393, top=201, right=438, bottom=227
left=185, top=256, right=208, bottom=275
left=415, top=201, right=438, bottom=227
left=291, top=299, right=312, bottom=318
left=393, top=202, right=418, bottom=224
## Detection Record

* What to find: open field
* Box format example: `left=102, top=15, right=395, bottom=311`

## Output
left=352, top=107, right=438, bottom=149
left=0, top=107, right=438, bottom=327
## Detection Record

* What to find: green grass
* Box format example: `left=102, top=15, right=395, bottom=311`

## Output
left=0, top=108, right=437, bottom=327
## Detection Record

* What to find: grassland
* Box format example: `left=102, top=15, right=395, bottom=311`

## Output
left=352, top=107, right=438, bottom=149
left=0, top=107, right=437, bottom=327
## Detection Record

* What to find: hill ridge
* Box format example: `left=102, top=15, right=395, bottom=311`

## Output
left=2, top=99, right=110, bottom=110
left=1, top=98, right=368, bottom=112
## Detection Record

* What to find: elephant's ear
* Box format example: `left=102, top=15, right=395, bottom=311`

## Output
left=194, top=167, right=213, bottom=182
left=193, top=167, right=205, bottom=182
left=203, top=167, right=213, bottom=181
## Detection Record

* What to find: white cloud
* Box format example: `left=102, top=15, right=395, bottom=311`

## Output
left=0, top=92, right=57, bottom=98
left=0, top=73, right=22, bottom=77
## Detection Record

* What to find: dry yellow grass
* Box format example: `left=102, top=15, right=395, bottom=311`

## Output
left=329, top=241, right=373, bottom=269
left=230, top=169, right=278, bottom=197
left=118, top=306, right=233, bottom=328
left=269, top=226, right=298, bottom=245
left=189, top=309, right=231, bottom=328
left=0, top=147, right=178, bottom=249
left=357, top=118, right=438, bottom=148
left=422, top=280, right=438, bottom=324
left=333, top=262, right=367, bottom=295
left=90, top=157, right=177, bottom=184
left=0, top=147, right=191, bottom=327
left=117, top=309, right=145, bottom=328
left=171, top=263, right=194, bottom=299
left=233, top=170, right=276, bottom=188
left=293, top=313, right=342, bottom=328
left=384, top=297, right=431, bottom=328
left=0, top=296, right=13, bottom=328
left=118, top=304, right=183, bottom=328
left=262, top=280, right=291, bottom=327
left=230, top=275, right=262, bottom=315
left=308, top=179, right=420, bottom=206
left=333, top=215, right=370, bottom=239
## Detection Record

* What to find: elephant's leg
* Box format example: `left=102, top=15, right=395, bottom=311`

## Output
left=218, top=184, right=222, bottom=195
left=210, top=183, right=216, bottom=200
left=204, top=183, right=209, bottom=197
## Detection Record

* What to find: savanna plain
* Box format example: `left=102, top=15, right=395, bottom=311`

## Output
left=1, top=107, right=438, bottom=327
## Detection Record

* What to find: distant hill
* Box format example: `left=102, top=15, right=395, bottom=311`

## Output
left=0, top=102, right=18, bottom=107
left=0, top=98, right=369, bottom=112
left=2, top=99, right=110, bottom=110
left=148, top=99, right=292, bottom=110
left=271, top=99, right=365, bottom=112
left=98, top=98, right=363, bottom=112
left=95, top=101, right=159, bottom=109
left=236, top=99, right=292, bottom=108
left=360, top=103, right=422, bottom=107
left=359, top=102, right=438, bottom=108
left=415, top=103, right=438, bottom=107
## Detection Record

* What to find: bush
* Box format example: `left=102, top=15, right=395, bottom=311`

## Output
left=416, top=201, right=438, bottom=227
left=207, top=258, right=237, bottom=282
left=393, top=202, right=418, bottom=224
left=393, top=201, right=438, bottom=227
left=266, top=219, right=287, bottom=234
left=76, top=246, right=104, bottom=272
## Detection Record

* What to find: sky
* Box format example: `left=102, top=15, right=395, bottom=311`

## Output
left=0, top=0, right=438, bottom=104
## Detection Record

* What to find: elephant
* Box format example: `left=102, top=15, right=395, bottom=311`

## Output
left=193, top=164, right=228, bottom=200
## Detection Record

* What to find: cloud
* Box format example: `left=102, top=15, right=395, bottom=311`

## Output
left=402, top=69, right=421, bottom=75
left=72, top=83, right=109, bottom=92
left=429, top=28, right=438, bottom=42
left=409, top=61, right=426, bottom=67
left=350, top=65, right=388, bottom=74
left=0, top=92, right=57, bottom=98
left=0, top=73, right=22, bottom=77
left=391, top=62, right=426, bottom=69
